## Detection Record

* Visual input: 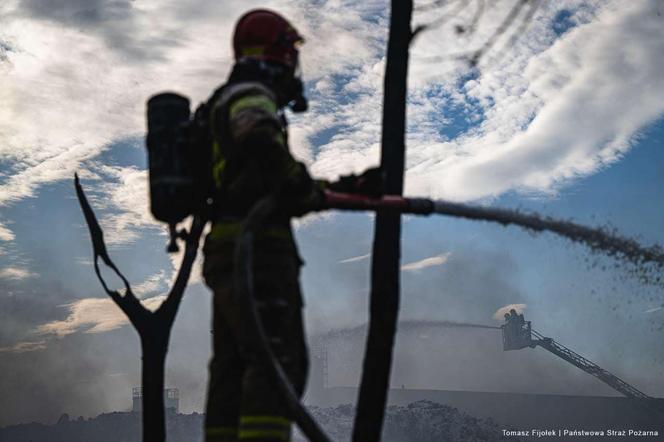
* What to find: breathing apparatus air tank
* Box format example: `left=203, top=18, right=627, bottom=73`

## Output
left=146, top=92, right=194, bottom=249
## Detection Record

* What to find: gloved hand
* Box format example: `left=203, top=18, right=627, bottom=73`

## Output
left=327, top=167, right=385, bottom=198
left=280, top=162, right=326, bottom=216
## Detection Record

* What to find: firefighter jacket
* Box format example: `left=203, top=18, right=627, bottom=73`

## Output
left=205, top=81, right=320, bottom=250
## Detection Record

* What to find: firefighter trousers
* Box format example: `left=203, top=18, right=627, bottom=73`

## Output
left=203, top=240, right=308, bottom=442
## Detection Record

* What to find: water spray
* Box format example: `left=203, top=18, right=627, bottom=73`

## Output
left=320, top=320, right=501, bottom=342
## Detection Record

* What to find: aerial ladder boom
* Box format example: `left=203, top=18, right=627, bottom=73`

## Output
left=529, top=329, right=650, bottom=400
left=500, top=310, right=651, bottom=400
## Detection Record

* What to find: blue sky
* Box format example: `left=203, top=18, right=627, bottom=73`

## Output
left=1, top=0, right=663, bottom=426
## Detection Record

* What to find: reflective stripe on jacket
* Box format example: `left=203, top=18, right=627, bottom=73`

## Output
left=206, top=81, right=302, bottom=246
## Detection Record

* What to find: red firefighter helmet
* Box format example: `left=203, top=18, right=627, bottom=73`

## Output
left=233, top=9, right=304, bottom=69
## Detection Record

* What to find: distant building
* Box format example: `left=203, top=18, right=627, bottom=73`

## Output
left=132, top=387, right=179, bottom=413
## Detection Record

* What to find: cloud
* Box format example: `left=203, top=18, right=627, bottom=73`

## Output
left=0, top=339, right=47, bottom=353
left=0, top=266, right=35, bottom=280
left=401, top=253, right=450, bottom=272
left=18, top=0, right=133, bottom=23
left=339, top=253, right=371, bottom=264
left=493, top=303, right=528, bottom=321
left=37, top=295, right=166, bottom=337
left=91, top=165, right=162, bottom=245
left=132, top=270, right=167, bottom=297
left=0, top=221, right=15, bottom=241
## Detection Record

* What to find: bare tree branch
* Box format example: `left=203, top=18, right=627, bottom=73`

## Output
left=415, top=0, right=470, bottom=34
left=75, top=173, right=205, bottom=442
left=415, top=0, right=463, bottom=13
left=484, top=0, right=541, bottom=66
left=463, top=0, right=487, bottom=37
left=466, top=0, right=529, bottom=66
left=413, top=0, right=535, bottom=68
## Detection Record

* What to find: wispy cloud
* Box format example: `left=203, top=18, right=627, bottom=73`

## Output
left=0, top=340, right=47, bottom=354
left=37, top=295, right=166, bottom=337
left=0, top=221, right=15, bottom=241
left=75, top=257, right=93, bottom=266
left=340, top=252, right=451, bottom=270
left=339, top=253, right=371, bottom=264
left=401, top=253, right=451, bottom=272
left=0, top=266, right=35, bottom=280
left=132, top=270, right=167, bottom=297
left=92, top=165, right=163, bottom=245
